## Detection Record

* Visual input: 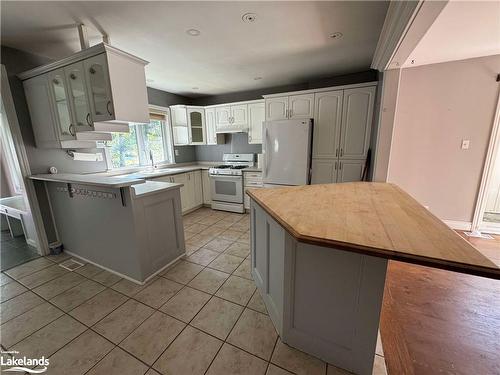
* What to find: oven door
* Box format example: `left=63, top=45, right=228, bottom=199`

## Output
left=210, top=175, right=243, bottom=203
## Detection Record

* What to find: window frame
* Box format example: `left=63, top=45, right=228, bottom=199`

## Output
left=104, top=105, right=176, bottom=171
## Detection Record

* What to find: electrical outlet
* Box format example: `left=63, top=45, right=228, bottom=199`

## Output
left=96, top=153, right=104, bottom=161
left=175, top=149, right=179, bottom=156
left=461, top=140, right=470, bottom=150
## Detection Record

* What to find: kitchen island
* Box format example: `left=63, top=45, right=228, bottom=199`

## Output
left=30, top=174, right=185, bottom=284
left=247, top=183, right=499, bottom=375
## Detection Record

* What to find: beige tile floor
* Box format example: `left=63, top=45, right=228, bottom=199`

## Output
left=0, top=207, right=388, bottom=375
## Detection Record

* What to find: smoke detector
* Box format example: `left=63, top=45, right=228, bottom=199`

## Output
left=329, top=32, right=343, bottom=39
left=242, top=13, right=257, bottom=23
left=186, top=29, right=201, bottom=36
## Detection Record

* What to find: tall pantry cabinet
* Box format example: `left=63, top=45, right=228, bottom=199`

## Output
left=311, top=86, right=376, bottom=184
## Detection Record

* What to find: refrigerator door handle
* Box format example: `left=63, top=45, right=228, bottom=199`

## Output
left=263, top=128, right=269, bottom=178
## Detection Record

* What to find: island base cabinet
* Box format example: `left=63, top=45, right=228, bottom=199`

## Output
left=251, top=199, right=387, bottom=375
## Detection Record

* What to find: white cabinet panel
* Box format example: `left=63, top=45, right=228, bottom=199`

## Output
left=337, top=160, right=365, bottom=183
left=193, top=170, right=203, bottom=207
left=48, top=69, right=75, bottom=140
left=231, top=104, right=248, bottom=129
left=312, top=91, right=343, bottom=159
left=311, top=159, right=336, bottom=184
left=202, top=170, right=212, bottom=204
left=289, top=93, right=314, bottom=119
left=205, top=107, right=217, bottom=145
left=265, top=97, right=288, bottom=121
left=65, top=62, right=93, bottom=132
left=216, top=106, right=231, bottom=131
left=339, top=87, right=375, bottom=160
left=83, top=53, right=114, bottom=123
left=173, top=126, right=189, bottom=146
left=171, top=105, right=188, bottom=127
left=248, top=102, right=265, bottom=144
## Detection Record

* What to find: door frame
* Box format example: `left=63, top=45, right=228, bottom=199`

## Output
left=472, top=87, right=500, bottom=234
left=1, top=65, right=49, bottom=255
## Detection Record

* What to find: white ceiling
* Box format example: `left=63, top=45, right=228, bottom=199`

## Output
left=404, top=0, right=500, bottom=68
left=1, top=1, right=389, bottom=97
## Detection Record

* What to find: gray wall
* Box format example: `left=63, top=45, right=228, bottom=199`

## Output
left=387, top=55, right=500, bottom=222
left=192, top=70, right=377, bottom=106
left=195, top=133, right=262, bottom=162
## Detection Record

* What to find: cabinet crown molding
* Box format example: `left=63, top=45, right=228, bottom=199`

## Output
left=18, top=43, right=149, bottom=81
left=261, top=81, right=378, bottom=98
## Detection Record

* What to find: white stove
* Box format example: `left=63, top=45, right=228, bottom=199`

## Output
left=209, top=154, right=254, bottom=213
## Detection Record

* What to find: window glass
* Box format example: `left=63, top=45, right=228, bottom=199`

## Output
left=109, top=125, right=140, bottom=168
left=106, top=110, right=174, bottom=169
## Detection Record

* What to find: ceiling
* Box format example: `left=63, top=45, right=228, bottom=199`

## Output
left=403, top=0, right=500, bottom=68
left=1, top=1, right=389, bottom=97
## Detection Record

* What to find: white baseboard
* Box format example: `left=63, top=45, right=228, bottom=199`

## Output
left=64, top=250, right=185, bottom=285
left=442, top=220, right=472, bottom=231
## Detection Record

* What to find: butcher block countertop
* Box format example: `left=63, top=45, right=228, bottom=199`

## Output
left=247, top=183, right=499, bottom=279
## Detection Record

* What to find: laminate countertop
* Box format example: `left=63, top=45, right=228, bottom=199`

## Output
left=247, top=182, right=500, bottom=279
left=29, top=173, right=146, bottom=188
left=131, top=181, right=183, bottom=198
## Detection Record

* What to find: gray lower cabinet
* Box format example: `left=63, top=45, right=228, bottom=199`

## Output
left=251, top=200, right=387, bottom=375
left=311, top=158, right=365, bottom=183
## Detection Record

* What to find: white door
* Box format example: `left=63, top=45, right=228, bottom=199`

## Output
left=265, top=97, right=288, bottom=121
left=187, top=107, right=206, bottom=145
left=83, top=53, right=114, bottom=123
left=311, top=159, right=337, bottom=184
left=313, top=91, right=343, bottom=159
left=289, top=93, right=314, bottom=119
left=201, top=170, right=212, bottom=204
left=339, top=86, right=375, bottom=159
left=216, top=106, right=231, bottom=131
left=230, top=104, right=248, bottom=130
left=263, top=119, right=312, bottom=186
left=337, top=160, right=365, bottom=183
left=205, top=107, right=217, bottom=145
left=248, top=102, right=265, bottom=144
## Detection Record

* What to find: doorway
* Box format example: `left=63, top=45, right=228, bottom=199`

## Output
left=473, top=89, right=500, bottom=235
left=0, top=66, right=42, bottom=270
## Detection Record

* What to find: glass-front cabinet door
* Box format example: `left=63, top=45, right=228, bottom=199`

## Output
left=47, top=69, right=75, bottom=140
left=84, top=53, right=114, bottom=122
left=64, top=62, right=93, bottom=131
left=187, top=107, right=205, bottom=144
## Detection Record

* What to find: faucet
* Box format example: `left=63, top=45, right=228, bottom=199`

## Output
left=149, top=150, right=155, bottom=169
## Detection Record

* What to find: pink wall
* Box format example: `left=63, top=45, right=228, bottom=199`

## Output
left=387, top=54, right=500, bottom=222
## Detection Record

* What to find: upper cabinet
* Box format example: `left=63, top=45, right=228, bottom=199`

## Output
left=339, top=87, right=376, bottom=160
left=248, top=101, right=265, bottom=144
left=215, top=104, right=248, bottom=133
left=205, top=107, right=225, bottom=145
left=187, top=107, right=206, bottom=145
left=20, top=43, right=149, bottom=148
left=265, top=93, right=314, bottom=121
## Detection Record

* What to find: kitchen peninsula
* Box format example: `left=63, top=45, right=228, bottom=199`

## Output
left=30, top=173, right=185, bottom=283
left=248, top=183, right=499, bottom=375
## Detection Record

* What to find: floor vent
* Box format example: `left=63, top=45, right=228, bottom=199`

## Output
left=59, top=258, right=84, bottom=271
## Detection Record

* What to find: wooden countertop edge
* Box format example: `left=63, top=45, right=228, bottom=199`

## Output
left=247, top=191, right=500, bottom=280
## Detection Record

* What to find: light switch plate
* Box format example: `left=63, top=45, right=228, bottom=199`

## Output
left=461, top=140, right=470, bottom=149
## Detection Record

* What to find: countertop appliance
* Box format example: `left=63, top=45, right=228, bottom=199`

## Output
left=262, top=119, right=313, bottom=187
left=209, top=153, right=254, bottom=213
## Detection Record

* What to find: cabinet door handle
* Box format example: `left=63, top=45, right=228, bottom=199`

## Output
left=339, top=162, right=342, bottom=170
left=336, top=149, right=339, bottom=157
left=340, top=148, right=343, bottom=157
left=334, top=161, right=337, bottom=170
left=106, top=101, right=112, bottom=116
left=89, top=67, right=96, bottom=75
left=86, top=113, right=93, bottom=126
left=70, top=73, right=77, bottom=80
left=289, top=108, right=293, bottom=117
left=69, top=124, right=76, bottom=136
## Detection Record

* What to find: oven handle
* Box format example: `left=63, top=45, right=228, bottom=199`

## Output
left=209, top=174, right=243, bottom=180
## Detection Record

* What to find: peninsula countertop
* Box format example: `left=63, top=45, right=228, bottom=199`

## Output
left=29, top=173, right=146, bottom=188
left=247, top=182, right=500, bottom=279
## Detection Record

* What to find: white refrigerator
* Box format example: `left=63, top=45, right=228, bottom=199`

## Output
left=262, top=119, right=313, bottom=186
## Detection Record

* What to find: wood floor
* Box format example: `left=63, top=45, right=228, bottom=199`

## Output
left=380, top=233, right=500, bottom=375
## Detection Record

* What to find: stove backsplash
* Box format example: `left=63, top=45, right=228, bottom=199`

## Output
left=194, top=133, right=262, bottom=162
